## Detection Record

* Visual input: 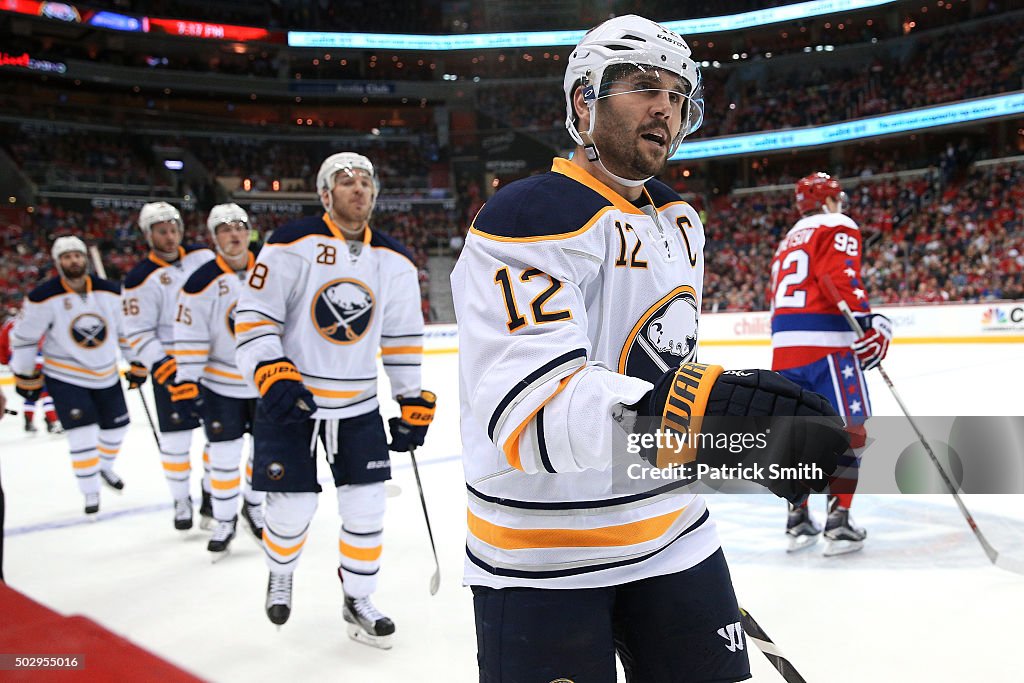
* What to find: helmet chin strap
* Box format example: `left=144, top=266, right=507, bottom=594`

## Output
left=579, top=105, right=652, bottom=189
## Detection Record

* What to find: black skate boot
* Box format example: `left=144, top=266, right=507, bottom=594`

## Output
left=266, top=572, right=293, bottom=627
left=207, top=517, right=237, bottom=559
left=24, top=414, right=37, bottom=433
left=786, top=502, right=821, bottom=553
left=84, top=492, right=100, bottom=516
left=45, top=419, right=63, bottom=434
left=241, top=500, right=264, bottom=541
left=199, top=489, right=214, bottom=531
left=100, top=469, right=125, bottom=492
left=824, top=496, right=866, bottom=556
left=174, top=497, right=193, bottom=531
left=341, top=567, right=394, bottom=650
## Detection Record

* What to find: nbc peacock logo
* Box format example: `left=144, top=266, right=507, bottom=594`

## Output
left=981, top=306, right=1024, bottom=330
left=980, top=308, right=1006, bottom=325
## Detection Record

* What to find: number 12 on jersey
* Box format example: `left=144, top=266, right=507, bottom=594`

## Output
left=494, top=267, right=572, bottom=332
left=770, top=249, right=809, bottom=310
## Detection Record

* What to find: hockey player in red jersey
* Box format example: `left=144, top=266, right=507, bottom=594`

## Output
left=1, top=313, right=60, bottom=434
left=770, top=172, right=893, bottom=555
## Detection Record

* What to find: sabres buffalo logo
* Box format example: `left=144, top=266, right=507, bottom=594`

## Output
left=310, top=278, right=375, bottom=344
left=267, top=462, right=285, bottom=481
left=618, top=285, right=699, bottom=382
left=69, top=313, right=108, bottom=349
left=225, top=302, right=237, bottom=338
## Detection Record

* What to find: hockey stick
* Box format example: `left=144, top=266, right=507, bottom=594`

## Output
left=4, top=409, right=17, bottom=416
left=88, top=245, right=108, bottom=279
left=739, top=606, right=808, bottom=683
left=821, top=275, right=1024, bottom=575
left=136, top=387, right=163, bottom=451
left=408, top=446, right=441, bottom=595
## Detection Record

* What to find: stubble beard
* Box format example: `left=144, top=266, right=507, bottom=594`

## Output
left=332, top=203, right=371, bottom=232
left=595, top=109, right=669, bottom=180
left=62, top=263, right=87, bottom=279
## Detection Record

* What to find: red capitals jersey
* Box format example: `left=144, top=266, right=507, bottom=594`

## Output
left=769, top=212, right=871, bottom=370
left=0, top=319, right=11, bottom=365
left=1, top=317, right=44, bottom=369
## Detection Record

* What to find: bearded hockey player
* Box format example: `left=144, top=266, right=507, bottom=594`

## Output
left=10, top=236, right=131, bottom=514
left=235, top=152, right=434, bottom=648
left=451, top=15, right=849, bottom=681
left=122, top=202, right=213, bottom=530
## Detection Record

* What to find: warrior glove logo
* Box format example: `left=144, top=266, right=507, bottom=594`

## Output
left=311, top=278, right=375, bottom=344
left=717, top=621, right=745, bottom=653
left=70, top=313, right=108, bottom=348
left=619, top=286, right=699, bottom=382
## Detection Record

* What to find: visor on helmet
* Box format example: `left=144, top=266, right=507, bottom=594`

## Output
left=593, top=61, right=704, bottom=144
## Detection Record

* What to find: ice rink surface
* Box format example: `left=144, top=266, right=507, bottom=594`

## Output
left=3, top=340, right=1023, bottom=682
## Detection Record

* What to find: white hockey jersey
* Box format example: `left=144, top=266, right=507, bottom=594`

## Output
left=451, top=158, right=720, bottom=589
left=174, top=252, right=257, bottom=399
left=122, top=246, right=214, bottom=370
left=10, top=276, right=128, bottom=389
left=235, top=213, right=424, bottom=418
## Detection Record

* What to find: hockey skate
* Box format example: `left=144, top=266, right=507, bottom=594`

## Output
left=84, top=492, right=100, bottom=516
left=824, top=500, right=866, bottom=557
left=241, top=500, right=264, bottom=542
left=174, top=497, right=193, bottom=531
left=100, top=469, right=125, bottom=492
left=199, top=490, right=215, bottom=531
left=24, top=415, right=37, bottom=433
left=786, top=503, right=821, bottom=553
left=45, top=419, right=63, bottom=434
left=266, top=572, right=293, bottom=627
left=343, top=593, right=395, bottom=649
left=208, top=517, right=237, bottom=561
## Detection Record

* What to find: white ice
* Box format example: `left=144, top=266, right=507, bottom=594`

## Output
left=2, top=340, right=1023, bottom=682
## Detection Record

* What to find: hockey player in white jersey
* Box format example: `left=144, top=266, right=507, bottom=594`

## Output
left=452, top=15, right=849, bottom=681
left=122, top=202, right=213, bottom=530
left=235, top=152, right=434, bottom=647
left=174, top=204, right=266, bottom=558
left=10, top=237, right=131, bottom=514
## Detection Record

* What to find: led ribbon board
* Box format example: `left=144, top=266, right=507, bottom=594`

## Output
left=670, top=92, right=1024, bottom=160
left=288, top=0, right=899, bottom=49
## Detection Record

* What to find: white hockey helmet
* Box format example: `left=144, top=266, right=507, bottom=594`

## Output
left=563, top=15, right=703, bottom=183
left=51, top=235, right=88, bottom=277
left=138, top=201, right=183, bottom=243
left=316, top=152, right=380, bottom=214
left=206, top=203, right=250, bottom=240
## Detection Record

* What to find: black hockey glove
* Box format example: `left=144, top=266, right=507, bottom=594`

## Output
left=388, top=390, right=436, bottom=452
left=169, top=380, right=203, bottom=421
left=14, top=372, right=43, bottom=402
left=151, top=355, right=177, bottom=386
left=254, top=358, right=316, bottom=424
left=632, top=363, right=848, bottom=504
left=125, top=361, right=148, bottom=390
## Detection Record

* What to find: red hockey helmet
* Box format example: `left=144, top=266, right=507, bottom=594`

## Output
left=795, top=172, right=845, bottom=214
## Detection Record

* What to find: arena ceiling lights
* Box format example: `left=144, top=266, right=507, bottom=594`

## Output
left=288, top=0, right=899, bottom=50
left=671, top=92, right=1024, bottom=161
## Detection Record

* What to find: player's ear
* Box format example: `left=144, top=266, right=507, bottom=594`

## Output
left=573, top=86, right=591, bottom=131
left=319, top=189, right=331, bottom=210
